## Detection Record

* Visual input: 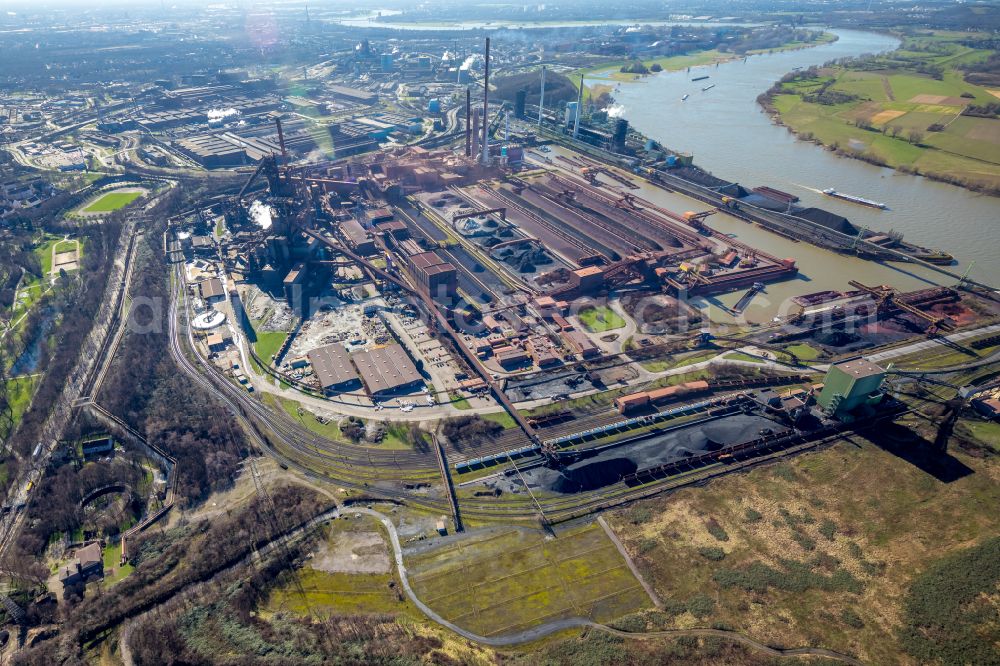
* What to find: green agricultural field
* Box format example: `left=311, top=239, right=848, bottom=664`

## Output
left=572, top=50, right=729, bottom=86
left=407, top=523, right=651, bottom=637
left=767, top=31, right=1000, bottom=193
left=83, top=190, right=142, bottom=213
left=578, top=305, right=626, bottom=333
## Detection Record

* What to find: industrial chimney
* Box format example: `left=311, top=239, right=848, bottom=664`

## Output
left=538, top=66, right=546, bottom=127
left=465, top=87, right=472, bottom=157
left=472, top=109, right=481, bottom=157
left=573, top=75, right=583, bottom=140
left=481, top=38, right=491, bottom=166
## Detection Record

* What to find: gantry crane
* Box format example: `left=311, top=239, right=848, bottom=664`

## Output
left=848, top=281, right=953, bottom=335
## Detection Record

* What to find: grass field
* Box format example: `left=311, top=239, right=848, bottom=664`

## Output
left=267, top=567, right=405, bottom=615
left=268, top=394, right=343, bottom=440
left=33, top=234, right=81, bottom=276
left=450, top=393, right=472, bottom=410
left=606, top=423, right=1000, bottom=664
left=101, top=543, right=134, bottom=586
left=784, top=343, right=821, bottom=361
left=638, top=350, right=716, bottom=373
left=6, top=375, right=40, bottom=428
left=407, top=523, right=651, bottom=637
left=480, top=411, right=516, bottom=429
left=83, top=190, right=142, bottom=213
left=265, top=517, right=414, bottom=617
left=723, top=352, right=765, bottom=364
left=768, top=31, right=1000, bottom=193
left=962, top=420, right=1000, bottom=454
left=3, top=234, right=80, bottom=333
left=578, top=305, right=626, bottom=333
left=266, top=394, right=415, bottom=450
left=253, top=330, right=288, bottom=364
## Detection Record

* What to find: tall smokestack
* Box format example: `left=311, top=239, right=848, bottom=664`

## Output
left=465, top=87, right=472, bottom=157
left=573, top=75, right=583, bottom=140
left=538, top=66, right=546, bottom=127
left=481, top=37, right=490, bottom=166
left=472, top=109, right=481, bottom=157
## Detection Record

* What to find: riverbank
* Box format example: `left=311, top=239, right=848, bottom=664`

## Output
left=608, top=29, right=999, bottom=283
left=758, top=30, right=1000, bottom=196
left=576, top=30, right=837, bottom=99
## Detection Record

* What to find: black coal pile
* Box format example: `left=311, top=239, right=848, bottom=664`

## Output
left=550, top=457, right=637, bottom=493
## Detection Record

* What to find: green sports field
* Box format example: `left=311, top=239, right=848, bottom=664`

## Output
left=83, top=191, right=142, bottom=212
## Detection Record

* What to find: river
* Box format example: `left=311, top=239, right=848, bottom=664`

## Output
left=605, top=29, right=1000, bottom=287
left=333, top=11, right=760, bottom=31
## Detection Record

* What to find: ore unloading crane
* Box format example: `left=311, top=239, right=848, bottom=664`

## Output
left=615, top=193, right=641, bottom=210
left=848, top=280, right=954, bottom=335
left=682, top=209, right=717, bottom=229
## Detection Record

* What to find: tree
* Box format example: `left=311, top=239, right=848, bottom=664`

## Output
left=908, top=130, right=924, bottom=145
left=650, top=63, right=663, bottom=72
left=0, top=345, right=13, bottom=451
left=619, top=61, right=649, bottom=75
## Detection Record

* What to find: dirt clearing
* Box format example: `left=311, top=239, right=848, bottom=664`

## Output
left=312, top=529, right=390, bottom=574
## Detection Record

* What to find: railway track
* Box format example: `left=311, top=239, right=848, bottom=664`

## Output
left=167, top=246, right=896, bottom=526
left=166, top=269, right=635, bottom=520
left=394, top=205, right=501, bottom=304
left=83, top=224, right=143, bottom=399
left=511, top=184, right=633, bottom=259
left=479, top=183, right=611, bottom=261
left=171, top=285, right=863, bottom=523
left=0, top=206, right=151, bottom=561
left=531, top=180, right=656, bottom=254
left=549, top=173, right=703, bottom=248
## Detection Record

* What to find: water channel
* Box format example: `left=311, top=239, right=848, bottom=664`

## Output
left=606, top=29, right=999, bottom=287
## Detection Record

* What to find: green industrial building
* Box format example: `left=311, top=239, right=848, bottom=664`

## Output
left=816, top=358, right=886, bottom=420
